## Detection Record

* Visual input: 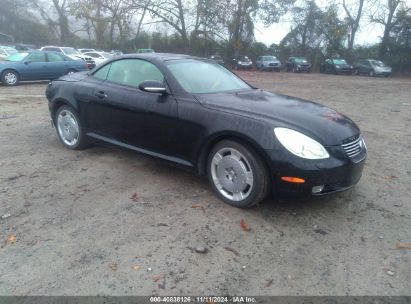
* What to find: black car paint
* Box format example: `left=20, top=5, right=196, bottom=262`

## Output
left=285, top=57, right=312, bottom=72
left=320, top=59, right=353, bottom=75
left=46, top=53, right=366, bottom=196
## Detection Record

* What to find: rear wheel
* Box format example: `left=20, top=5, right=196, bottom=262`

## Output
left=1, top=69, right=19, bottom=86
left=207, top=140, right=269, bottom=208
left=55, top=105, right=87, bottom=150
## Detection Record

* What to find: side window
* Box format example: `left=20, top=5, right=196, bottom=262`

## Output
left=47, top=52, right=65, bottom=62
left=106, top=59, right=164, bottom=87
left=326, top=59, right=331, bottom=64
left=28, top=52, right=46, bottom=62
left=93, top=63, right=111, bottom=80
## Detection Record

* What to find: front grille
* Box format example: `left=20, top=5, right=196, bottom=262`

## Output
left=269, top=63, right=279, bottom=66
left=342, top=135, right=363, bottom=158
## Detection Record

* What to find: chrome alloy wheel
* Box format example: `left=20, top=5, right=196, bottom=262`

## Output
left=4, top=72, right=17, bottom=85
left=57, top=109, right=79, bottom=147
left=210, top=147, right=254, bottom=201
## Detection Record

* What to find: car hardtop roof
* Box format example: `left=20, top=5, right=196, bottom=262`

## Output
left=113, top=53, right=202, bottom=62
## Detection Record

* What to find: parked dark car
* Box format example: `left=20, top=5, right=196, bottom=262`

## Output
left=0, top=51, right=89, bottom=86
left=354, top=59, right=392, bottom=77
left=255, top=55, right=281, bottom=71
left=231, top=55, right=253, bottom=70
left=320, top=58, right=353, bottom=75
left=285, top=57, right=312, bottom=73
left=46, top=53, right=367, bottom=208
left=209, top=55, right=224, bottom=65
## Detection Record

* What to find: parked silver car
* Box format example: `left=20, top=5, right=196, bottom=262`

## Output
left=354, top=59, right=392, bottom=77
left=256, top=55, right=281, bottom=72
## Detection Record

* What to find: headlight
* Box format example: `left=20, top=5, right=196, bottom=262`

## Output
left=335, top=65, right=341, bottom=69
left=274, top=128, right=330, bottom=159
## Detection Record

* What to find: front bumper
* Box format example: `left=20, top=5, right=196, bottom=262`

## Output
left=237, top=63, right=252, bottom=69
left=265, top=146, right=367, bottom=197
left=335, top=68, right=353, bottom=74
left=265, top=64, right=281, bottom=70
left=295, top=65, right=311, bottom=72
left=375, top=70, right=391, bottom=76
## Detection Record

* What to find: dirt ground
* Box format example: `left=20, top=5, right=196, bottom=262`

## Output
left=0, top=72, right=410, bottom=296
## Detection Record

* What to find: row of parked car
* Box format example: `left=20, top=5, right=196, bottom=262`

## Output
left=0, top=44, right=127, bottom=86
left=210, top=54, right=393, bottom=77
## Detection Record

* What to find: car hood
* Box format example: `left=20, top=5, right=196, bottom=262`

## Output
left=195, top=89, right=359, bottom=146
left=374, top=66, right=392, bottom=72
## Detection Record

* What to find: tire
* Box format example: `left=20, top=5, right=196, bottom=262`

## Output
left=353, top=69, right=359, bottom=75
left=369, top=70, right=375, bottom=77
left=207, top=140, right=269, bottom=208
left=67, top=69, right=77, bottom=75
left=55, top=105, right=88, bottom=150
left=1, top=69, right=20, bottom=86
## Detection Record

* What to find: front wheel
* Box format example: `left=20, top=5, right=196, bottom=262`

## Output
left=1, top=70, right=20, bottom=86
left=55, top=105, right=88, bottom=150
left=207, top=140, right=269, bottom=208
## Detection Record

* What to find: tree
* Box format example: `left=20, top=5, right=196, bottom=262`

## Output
left=29, top=0, right=71, bottom=44
left=342, top=0, right=365, bottom=55
left=370, top=0, right=410, bottom=58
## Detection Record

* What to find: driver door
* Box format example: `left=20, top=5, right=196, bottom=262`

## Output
left=19, top=52, right=48, bottom=80
left=86, top=58, right=180, bottom=156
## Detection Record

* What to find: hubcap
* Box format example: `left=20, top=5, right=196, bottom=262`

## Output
left=57, top=110, right=79, bottom=146
left=211, top=148, right=254, bottom=202
left=4, top=72, right=17, bottom=85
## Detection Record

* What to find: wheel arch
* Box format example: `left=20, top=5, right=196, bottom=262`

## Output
left=1, top=68, right=21, bottom=81
left=51, top=98, right=79, bottom=123
left=197, top=131, right=274, bottom=181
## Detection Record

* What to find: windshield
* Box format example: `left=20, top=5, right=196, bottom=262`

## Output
left=263, top=56, right=277, bottom=61
left=62, top=47, right=81, bottom=55
left=333, top=59, right=347, bottom=65
left=295, top=58, right=308, bottom=63
left=5, top=52, right=29, bottom=61
left=2, top=48, right=18, bottom=55
left=370, top=60, right=386, bottom=67
left=167, top=59, right=251, bottom=94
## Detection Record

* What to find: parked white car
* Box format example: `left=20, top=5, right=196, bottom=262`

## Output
left=83, top=51, right=113, bottom=65
left=39, top=46, right=96, bottom=68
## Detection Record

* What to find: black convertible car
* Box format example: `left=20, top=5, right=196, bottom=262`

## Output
left=46, top=53, right=367, bottom=208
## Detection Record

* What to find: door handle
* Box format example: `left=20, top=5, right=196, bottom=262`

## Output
left=95, top=91, right=107, bottom=99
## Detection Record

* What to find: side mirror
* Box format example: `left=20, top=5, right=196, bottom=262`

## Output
left=138, top=80, right=167, bottom=94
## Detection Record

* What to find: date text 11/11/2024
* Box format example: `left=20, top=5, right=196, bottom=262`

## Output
left=149, top=296, right=257, bottom=303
